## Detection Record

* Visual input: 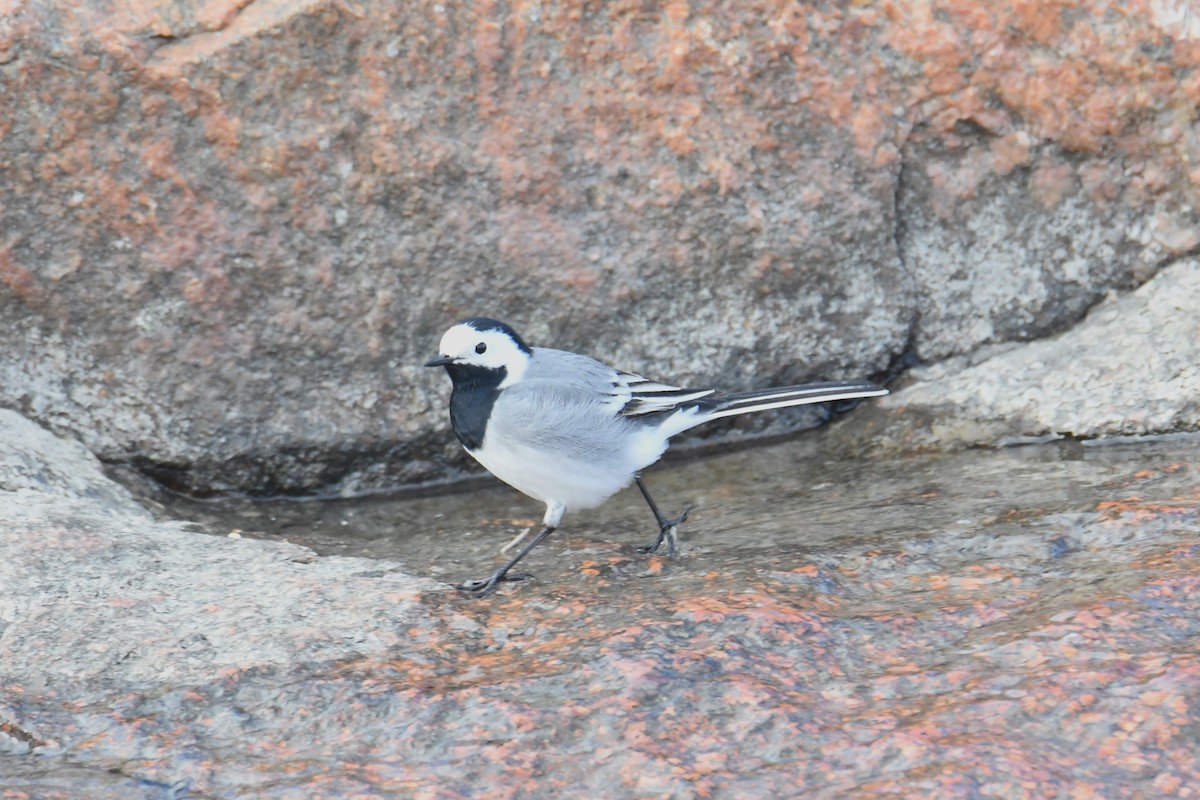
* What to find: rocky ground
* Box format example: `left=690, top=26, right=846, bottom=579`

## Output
left=4, top=0, right=1200, bottom=796
left=4, top=403, right=1200, bottom=797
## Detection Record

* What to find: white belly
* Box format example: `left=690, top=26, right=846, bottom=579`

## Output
left=468, top=427, right=667, bottom=512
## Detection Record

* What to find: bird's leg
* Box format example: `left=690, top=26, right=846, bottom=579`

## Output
left=635, top=476, right=689, bottom=557
left=460, top=502, right=565, bottom=598
left=459, top=524, right=557, bottom=597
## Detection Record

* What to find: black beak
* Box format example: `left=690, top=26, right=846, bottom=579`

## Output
left=424, top=354, right=454, bottom=367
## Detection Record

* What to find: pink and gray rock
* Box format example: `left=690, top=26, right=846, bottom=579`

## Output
left=4, top=399, right=1200, bottom=797
left=0, top=408, right=438, bottom=691
left=3, top=0, right=1197, bottom=493
left=848, top=260, right=1200, bottom=452
left=6, top=6, right=1200, bottom=795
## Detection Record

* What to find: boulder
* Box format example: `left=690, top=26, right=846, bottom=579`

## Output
left=0, top=409, right=438, bottom=692
left=848, top=260, right=1200, bottom=451
left=2, top=0, right=1196, bottom=493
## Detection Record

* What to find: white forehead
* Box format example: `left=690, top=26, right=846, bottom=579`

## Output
left=438, top=322, right=513, bottom=355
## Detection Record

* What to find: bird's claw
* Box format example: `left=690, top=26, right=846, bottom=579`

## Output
left=638, top=506, right=690, bottom=557
left=458, top=571, right=535, bottom=598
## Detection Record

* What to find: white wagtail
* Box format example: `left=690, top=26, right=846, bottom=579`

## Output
left=425, top=317, right=887, bottom=596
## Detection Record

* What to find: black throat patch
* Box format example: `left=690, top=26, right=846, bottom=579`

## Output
left=445, top=362, right=507, bottom=451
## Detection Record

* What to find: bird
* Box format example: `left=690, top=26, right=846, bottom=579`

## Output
left=425, top=317, right=888, bottom=597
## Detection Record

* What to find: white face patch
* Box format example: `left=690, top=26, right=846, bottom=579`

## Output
left=436, top=322, right=531, bottom=386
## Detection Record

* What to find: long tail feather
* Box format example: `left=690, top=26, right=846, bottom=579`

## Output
left=658, top=380, right=887, bottom=437
left=698, top=380, right=887, bottom=420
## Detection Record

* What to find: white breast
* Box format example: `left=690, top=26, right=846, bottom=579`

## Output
left=470, top=423, right=669, bottom=512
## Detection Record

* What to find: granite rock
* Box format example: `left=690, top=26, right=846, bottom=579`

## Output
left=4, top=406, right=1200, bottom=796
left=2, top=0, right=1197, bottom=493
left=0, top=410, right=439, bottom=693
left=851, top=259, right=1200, bottom=451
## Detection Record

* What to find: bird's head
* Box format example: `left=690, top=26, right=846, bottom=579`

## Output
left=424, top=317, right=533, bottom=387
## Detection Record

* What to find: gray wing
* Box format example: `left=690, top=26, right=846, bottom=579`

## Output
left=487, top=348, right=714, bottom=459
left=522, top=347, right=715, bottom=417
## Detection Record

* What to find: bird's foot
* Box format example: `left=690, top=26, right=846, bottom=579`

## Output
left=458, top=570, right=535, bottom=598
left=638, top=506, right=690, bottom=557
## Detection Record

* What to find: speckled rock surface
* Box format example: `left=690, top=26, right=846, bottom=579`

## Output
left=852, top=259, right=1200, bottom=451
left=2, top=0, right=1197, bottom=493
left=5, top=409, right=1200, bottom=797
left=0, top=411, right=438, bottom=694
left=0, top=409, right=135, bottom=507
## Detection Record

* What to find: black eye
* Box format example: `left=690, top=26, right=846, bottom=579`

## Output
left=475, top=342, right=487, bottom=354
